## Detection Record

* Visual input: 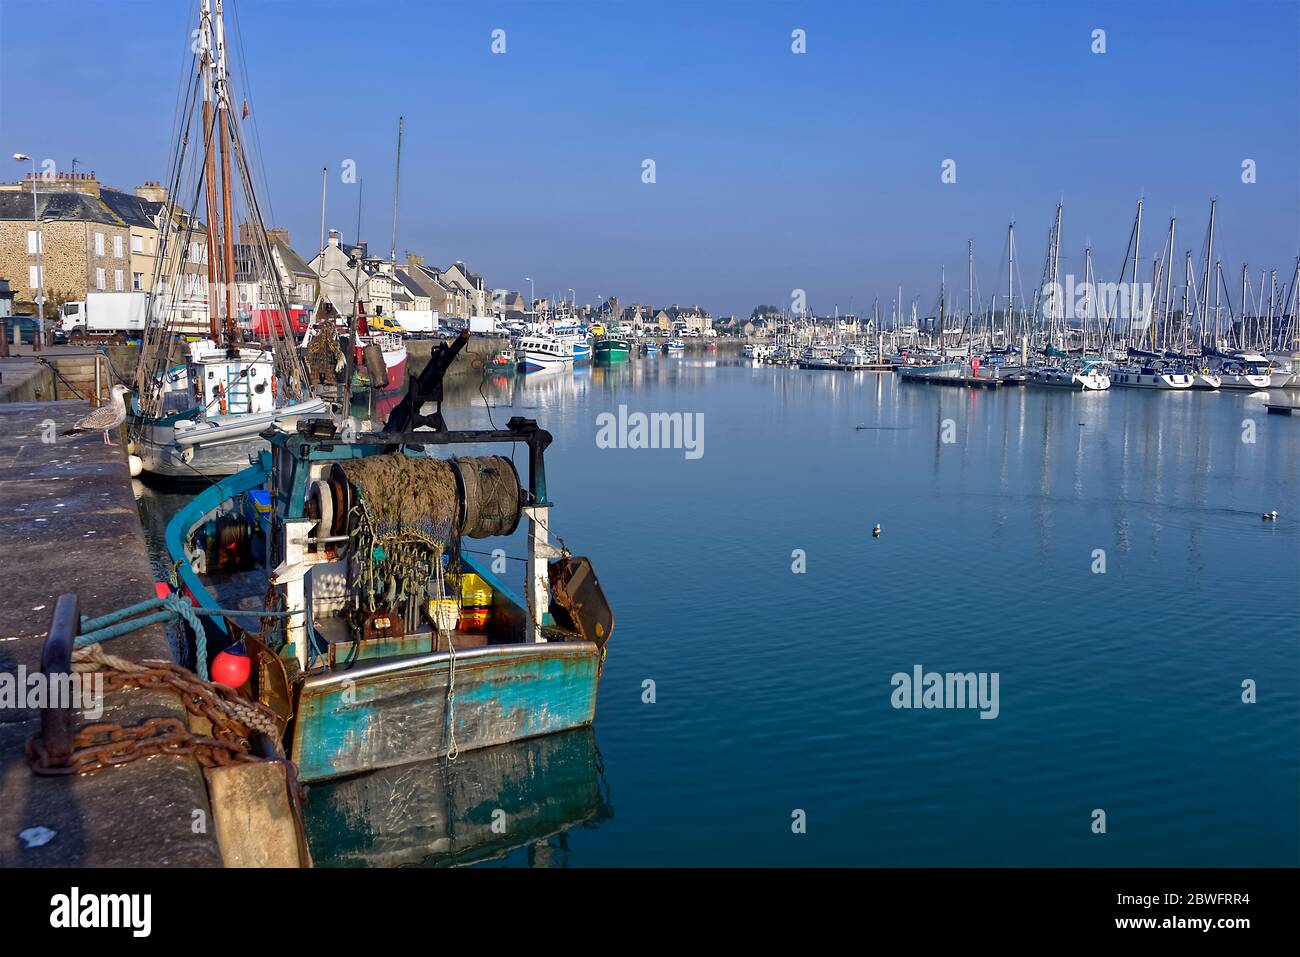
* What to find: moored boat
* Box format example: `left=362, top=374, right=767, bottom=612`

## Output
left=165, top=332, right=614, bottom=782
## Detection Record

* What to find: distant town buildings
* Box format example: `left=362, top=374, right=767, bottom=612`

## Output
left=0, top=170, right=720, bottom=338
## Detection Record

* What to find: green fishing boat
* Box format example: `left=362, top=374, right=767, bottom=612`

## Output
left=593, top=330, right=630, bottom=364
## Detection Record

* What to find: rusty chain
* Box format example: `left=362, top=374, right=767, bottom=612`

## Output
left=26, top=652, right=290, bottom=790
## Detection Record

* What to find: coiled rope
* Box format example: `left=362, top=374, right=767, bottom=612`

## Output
left=77, top=596, right=304, bottom=682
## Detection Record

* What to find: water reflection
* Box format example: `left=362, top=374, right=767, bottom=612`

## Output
left=303, top=728, right=611, bottom=868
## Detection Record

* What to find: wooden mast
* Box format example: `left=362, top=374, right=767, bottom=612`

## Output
left=214, top=0, right=239, bottom=348
left=199, top=0, right=221, bottom=342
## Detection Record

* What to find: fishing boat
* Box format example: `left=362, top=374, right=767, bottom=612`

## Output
left=665, top=338, right=685, bottom=354
left=129, top=0, right=327, bottom=479
left=165, top=332, right=614, bottom=782
left=592, top=328, right=630, bottom=364
left=302, top=302, right=408, bottom=422
left=553, top=322, right=591, bottom=364
left=516, top=332, right=573, bottom=372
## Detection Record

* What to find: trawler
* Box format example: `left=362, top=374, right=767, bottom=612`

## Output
left=166, top=332, right=613, bottom=782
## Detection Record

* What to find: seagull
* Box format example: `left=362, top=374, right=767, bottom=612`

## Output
left=61, top=384, right=130, bottom=445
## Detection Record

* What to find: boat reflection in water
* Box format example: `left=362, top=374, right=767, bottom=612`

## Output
left=303, top=728, right=611, bottom=867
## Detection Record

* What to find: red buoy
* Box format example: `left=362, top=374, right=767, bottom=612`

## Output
left=154, top=581, right=171, bottom=600
left=212, top=644, right=251, bottom=688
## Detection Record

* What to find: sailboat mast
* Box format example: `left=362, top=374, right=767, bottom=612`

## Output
left=213, top=0, right=239, bottom=347
left=198, top=0, right=222, bottom=343
left=1006, top=222, right=1014, bottom=345
left=1129, top=199, right=1143, bottom=347
left=1201, top=199, right=1216, bottom=338
left=390, top=115, right=403, bottom=263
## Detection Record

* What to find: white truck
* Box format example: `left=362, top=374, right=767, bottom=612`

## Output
left=59, top=292, right=150, bottom=339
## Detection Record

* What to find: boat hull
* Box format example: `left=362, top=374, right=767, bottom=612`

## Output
left=133, top=397, right=329, bottom=479
left=291, top=642, right=601, bottom=782
left=593, top=338, right=630, bottom=363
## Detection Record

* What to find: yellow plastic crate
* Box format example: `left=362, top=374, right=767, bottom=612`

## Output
left=453, top=572, right=493, bottom=607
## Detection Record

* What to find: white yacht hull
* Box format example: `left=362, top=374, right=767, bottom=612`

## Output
left=1109, top=369, right=1194, bottom=390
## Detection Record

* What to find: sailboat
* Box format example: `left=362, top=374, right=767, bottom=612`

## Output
left=129, top=0, right=325, bottom=479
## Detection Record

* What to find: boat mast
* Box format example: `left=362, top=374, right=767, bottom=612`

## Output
left=1006, top=221, right=1015, bottom=348
left=198, top=0, right=222, bottom=343
left=213, top=0, right=239, bottom=348
left=1129, top=198, right=1143, bottom=348
left=390, top=115, right=403, bottom=263
left=1201, top=199, right=1216, bottom=342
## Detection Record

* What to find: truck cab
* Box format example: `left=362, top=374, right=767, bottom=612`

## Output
left=58, top=300, right=86, bottom=333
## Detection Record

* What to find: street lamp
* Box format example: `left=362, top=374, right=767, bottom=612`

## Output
left=12, top=153, right=42, bottom=353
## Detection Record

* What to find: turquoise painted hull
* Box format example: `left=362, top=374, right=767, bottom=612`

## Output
left=292, top=642, right=600, bottom=782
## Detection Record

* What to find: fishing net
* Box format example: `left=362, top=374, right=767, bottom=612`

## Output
left=338, top=456, right=460, bottom=616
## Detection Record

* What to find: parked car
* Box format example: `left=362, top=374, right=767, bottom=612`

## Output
left=3, top=314, right=42, bottom=345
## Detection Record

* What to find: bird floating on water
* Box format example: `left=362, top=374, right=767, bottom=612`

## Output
left=60, top=384, right=130, bottom=445
left=1262, top=510, right=1279, bottom=521
left=872, top=523, right=881, bottom=537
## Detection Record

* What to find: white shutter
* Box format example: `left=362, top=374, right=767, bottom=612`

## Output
left=114, top=270, right=124, bottom=291
left=96, top=268, right=105, bottom=290
left=95, top=232, right=105, bottom=256
left=29, top=265, right=39, bottom=289
left=113, top=235, right=123, bottom=258
left=26, top=230, right=40, bottom=254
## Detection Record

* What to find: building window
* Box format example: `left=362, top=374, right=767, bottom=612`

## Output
left=96, top=268, right=105, bottom=290
left=131, top=234, right=143, bottom=253
left=28, top=265, right=42, bottom=290
left=133, top=272, right=143, bottom=290
left=114, top=270, right=124, bottom=291
left=26, top=229, right=41, bottom=254
left=95, top=232, right=105, bottom=256
left=113, top=235, right=123, bottom=258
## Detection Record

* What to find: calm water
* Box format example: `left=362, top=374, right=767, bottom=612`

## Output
left=137, top=353, right=1300, bottom=866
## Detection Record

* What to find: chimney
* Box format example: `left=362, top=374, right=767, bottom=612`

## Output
left=135, top=180, right=168, bottom=203
left=328, top=229, right=340, bottom=247
left=267, top=227, right=290, bottom=246
left=406, top=252, right=425, bottom=268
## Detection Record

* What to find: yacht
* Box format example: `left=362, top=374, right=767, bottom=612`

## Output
left=1213, top=353, right=1273, bottom=391
left=1025, top=358, right=1111, bottom=391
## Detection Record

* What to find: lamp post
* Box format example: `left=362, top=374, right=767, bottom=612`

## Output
left=13, top=153, right=42, bottom=353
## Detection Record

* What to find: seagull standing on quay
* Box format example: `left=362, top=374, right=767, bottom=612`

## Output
left=60, top=384, right=131, bottom=445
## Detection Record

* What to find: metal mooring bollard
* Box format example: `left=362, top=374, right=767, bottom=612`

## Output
left=38, top=594, right=81, bottom=770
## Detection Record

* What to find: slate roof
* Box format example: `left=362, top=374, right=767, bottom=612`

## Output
left=0, top=185, right=160, bottom=228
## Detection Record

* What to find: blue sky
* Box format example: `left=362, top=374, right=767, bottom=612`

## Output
left=2, top=0, right=1297, bottom=317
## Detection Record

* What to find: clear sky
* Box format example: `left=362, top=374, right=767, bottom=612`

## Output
left=2, top=0, right=1297, bottom=318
